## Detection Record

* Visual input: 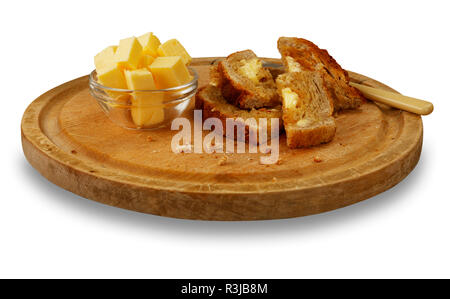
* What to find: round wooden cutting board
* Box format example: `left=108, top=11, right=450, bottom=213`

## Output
left=21, top=57, right=423, bottom=220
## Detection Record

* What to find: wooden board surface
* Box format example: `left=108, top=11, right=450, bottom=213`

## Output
left=21, top=57, right=423, bottom=220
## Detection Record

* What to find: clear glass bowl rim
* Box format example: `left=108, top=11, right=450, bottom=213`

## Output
left=88, top=66, right=198, bottom=93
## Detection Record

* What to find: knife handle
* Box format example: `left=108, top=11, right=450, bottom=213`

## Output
left=350, top=82, right=433, bottom=115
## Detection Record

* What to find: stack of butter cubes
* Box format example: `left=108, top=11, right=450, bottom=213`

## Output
left=94, top=32, right=192, bottom=127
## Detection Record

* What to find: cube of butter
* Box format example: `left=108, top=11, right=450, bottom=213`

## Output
left=124, top=68, right=157, bottom=90
left=97, top=63, right=127, bottom=90
left=115, top=37, right=143, bottom=69
left=94, top=46, right=117, bottom=72
left=157, top=39, right=192, bottom=65
left=124, top=68, right=164, bottom=127
left=149, top=56, right=192, bottom=89
left=138, top=55, right=155, bottom=69
left=138, top=32, right=161, bottom=57
left=131, top=101, right=165, bottom=127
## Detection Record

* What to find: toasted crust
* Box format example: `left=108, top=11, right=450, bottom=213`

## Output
left=278, top=37, right=365, bottom=111
left=195, top=85, right=282, bottom=142
left=284, top=121, right=336, bottom=148
left=218, top=50, right=280, bottom=109
left=209, top=65, right=223, bottom=87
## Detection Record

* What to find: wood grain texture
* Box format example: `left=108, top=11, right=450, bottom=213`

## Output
left=21, top=57, right=423, bottom=220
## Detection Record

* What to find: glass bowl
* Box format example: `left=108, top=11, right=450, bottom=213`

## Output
left=88, top=67, right=198, bottom=130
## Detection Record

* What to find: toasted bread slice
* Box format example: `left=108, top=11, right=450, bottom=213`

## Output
left=211, top=63, right=284, bottom=87
left=217, top=50, right=280, bottom=109
left=196, top=85, right=282, bottom=142
left=278, top=37, right=364, bottom=111
left=209, top=64, right=223, bottom=87
left=276, top=72, right=336, bottom=148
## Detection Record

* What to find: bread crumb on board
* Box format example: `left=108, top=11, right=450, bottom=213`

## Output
left=173, top=144, right=193, bottom=154
left=205, top=141, right=223, bottom=153
left=218, top=155, right=228, bottom=166
left=313, top=156, right=322, bottom=163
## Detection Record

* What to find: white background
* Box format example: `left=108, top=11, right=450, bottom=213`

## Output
left=1, top=0, right=449, bottom=278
